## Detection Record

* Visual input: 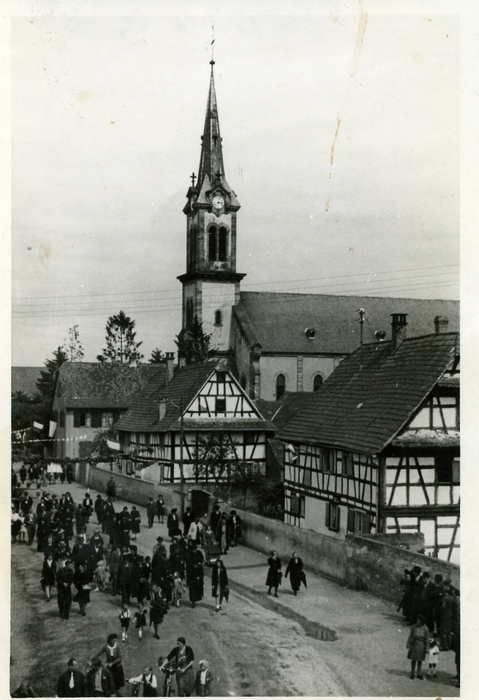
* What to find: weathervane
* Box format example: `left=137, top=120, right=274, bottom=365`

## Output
left=211, top=25, right=215, bottom=64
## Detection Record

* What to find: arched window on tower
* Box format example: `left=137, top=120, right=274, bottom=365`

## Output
left=240, top=375, right=247, bottom=390
left=209, top=227, right=217, bottom=261
left=215, top=310, right=222, bottom=326
left=276, top=374, right=286, bottom=400
left=218, top=227, right=228, bottom=261
left=313, top=374, right=323, bottom=392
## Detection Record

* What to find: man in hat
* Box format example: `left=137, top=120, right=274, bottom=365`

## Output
left=82, top=492, right=94, bottom=522
left=153, top=536, right=167, bottom=558
left=167, top=508, right=179, bottom=538
left=57, top=657, right=86, bottom=697
left=420, top=572, right=437, bottom=632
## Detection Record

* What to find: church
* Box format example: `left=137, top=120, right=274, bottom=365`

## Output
left=177, top=61, right=459, bottom=402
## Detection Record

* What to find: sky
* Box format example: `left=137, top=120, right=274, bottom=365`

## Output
left=9, top=3, right=461, bottom=366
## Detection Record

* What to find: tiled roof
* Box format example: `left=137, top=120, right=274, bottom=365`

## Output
left=234, top=291, right=459, bottom=355
left=115, top=362, right=274, bottom=434
left=279, top=332, right=459, bottom=456
left=11, top=367, right=43, bottom=397
left=255, top=393, right=317, bottom=431
left=55, top=363, right=164, bottom=409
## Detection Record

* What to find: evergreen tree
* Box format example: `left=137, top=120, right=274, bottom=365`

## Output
left=35, top=346, right=68, bottom=426
left=149, top=348, right=166, bottom=364
left=63, top=324, right=84, bottom=362
left=97, top=310, right=144, bottom=363
left=175, top=315, right=214, bottom=365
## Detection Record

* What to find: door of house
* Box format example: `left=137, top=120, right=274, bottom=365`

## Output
left=191, top=489, right=211, bottom=518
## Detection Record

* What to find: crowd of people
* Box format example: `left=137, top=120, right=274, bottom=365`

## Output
left=11, top=465, right=248, bottom=696
left=398, top=565, right=460, bottom=685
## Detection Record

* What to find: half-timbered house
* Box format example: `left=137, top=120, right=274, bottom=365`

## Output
left=114, top=362, right=274, bottom=483
left=279, top=315, right=460, bottom=563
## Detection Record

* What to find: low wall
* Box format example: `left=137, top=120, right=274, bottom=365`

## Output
left=85, top=467, right=460, bottom=603
left=234, top=509, right=459, bottom=602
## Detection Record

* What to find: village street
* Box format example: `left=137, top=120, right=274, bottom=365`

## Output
left=11, top=478, right=459, bottom=697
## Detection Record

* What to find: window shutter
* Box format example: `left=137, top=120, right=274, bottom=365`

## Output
left=347, top=508, right=355, bottom=533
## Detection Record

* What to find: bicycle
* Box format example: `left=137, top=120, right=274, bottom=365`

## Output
left=127, top=680, right=141, bottom=697
left=160, top=665, right=177, bottom=696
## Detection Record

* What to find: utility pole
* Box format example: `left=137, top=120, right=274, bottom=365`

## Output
left=358, top=308, right=365, bottom=346
left=179, top=397, right=185, bottom=518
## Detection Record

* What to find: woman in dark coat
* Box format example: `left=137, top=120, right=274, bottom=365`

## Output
left=73, top=563, right=92, bottom=616
left=40, top=553, right=56, bottom=601
left=156, top=495, right=166, bottom=524
left=285, top=551, right=306, bottom=596
left=211, top=558, right=229, bottom=611
left=406, top=614, right=429, bottom=680
left=149, top=583, right=168, bottom=639
left=266, top=550, right=282, bottom=597
left=130, top=506, right=141, bottom=539
left=186, top=545, right=204, bottom=608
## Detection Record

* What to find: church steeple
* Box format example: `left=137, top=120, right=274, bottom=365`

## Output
left=197, top=61, right=225, bottom=188
left=178, top=60, right=245, bottom=358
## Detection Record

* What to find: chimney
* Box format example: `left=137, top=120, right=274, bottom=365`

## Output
left=164, top=352, right=175, bottom=381
left=391, top=313, right=408, bottom=351
left=434, top=316, right=449, bottom=334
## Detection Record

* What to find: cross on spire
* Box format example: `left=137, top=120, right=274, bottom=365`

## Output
left=190, top=172, right=196, bottom=187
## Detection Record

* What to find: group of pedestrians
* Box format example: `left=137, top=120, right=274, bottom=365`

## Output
left=397, top=565, right=460, bottom=685
left=265, top=550, right=307, bottom=598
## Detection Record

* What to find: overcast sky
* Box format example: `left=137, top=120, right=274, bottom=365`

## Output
left=10, top=4, right=460, bottom=366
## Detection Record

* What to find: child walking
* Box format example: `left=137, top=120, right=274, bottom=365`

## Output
left=134, top=603, right=148, bottom=639
left=427, top=638, right=439, bottom=678
left=172, top=571, right=186, bottom=608
left=119, top=603, right=132, bottom=642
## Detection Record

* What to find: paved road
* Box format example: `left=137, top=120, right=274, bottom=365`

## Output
left=10, top=477, right=460, bottom=696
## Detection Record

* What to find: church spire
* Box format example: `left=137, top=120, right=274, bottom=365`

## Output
left=197, top=60, right=225, bottom=188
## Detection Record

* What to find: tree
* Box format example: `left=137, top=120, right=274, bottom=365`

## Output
left=230, top=460, right=267, bottom=508
left=63, top=324, right=84, bottom=362
left=149, top=348, right=166, bottom=364
left=175, top=315, right=215, bottom=365
left=194, top=433, right=237, bottom=485
left=97, top=310, right=144, bottom=363
left=35, top=346, right=68, bottom=431
left=11, top=390, right=39, bottom=431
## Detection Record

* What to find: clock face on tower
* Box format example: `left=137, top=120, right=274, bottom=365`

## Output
left=212, top=195, right=225, bottom=210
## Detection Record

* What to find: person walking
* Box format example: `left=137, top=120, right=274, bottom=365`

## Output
left=56, top=559, right=74, bottom=619
left=128, top=666, right=158, bottom=697
left=85, top=658, right=116, bottom=697
left=119, top=603, right=132, bottom=642
left=40, top=552, right=56, bottom=602
left=217, top=513, right=229, bottom=555
left=73, top=563, right=92, bottom=616
left=146, top=498, right=156, bottom=528
left=57, top=658, right=86, bottom=697
left=226, top=510, right=242, bottom=547
left=167, top=508, right=180, bottom=538
left=156, top=494, right=166, bottom=524
left=172, top=571, right=186, bottom=608
left=149, top=583, right=169, bottom=639
left=134, top=602, right=148, bottom=639
left=406, top=614, right=430, bottom=680
left=92, top=633, right=125, bottom=696
left=130, top=506, right=141, bottom=540
left=211, top=558, right=229, bottom=612
left=194, top=660, right=213, bottom=697
left=186, top=544, right=204, bottom=609
left=284, top=551, right=306, bottom=596
left=266, top=550, right=282, bottom=597
left=160, top=637, right=195, bottom=697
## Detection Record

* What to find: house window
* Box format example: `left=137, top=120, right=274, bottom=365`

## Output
left=218, top=227, right=228, bottom=261
left=209, top=227, right=217, bottom=261
left=342, top=451, right=354, bottom=477
left=436, top=454, right=458, bottom=484
left=276, top=374, right=286, bottom=400
left=59, top=411, right=65, bottom=428
left=215, top=310, right=223, bottom=326
left=290, top=494, right=305, bottom=517
left=91, top=411, right=102, bottom=428
left=325, top=501, right=340, bottom=531
left=347, top=508, right=371, bottom=534
left=186, top=299, right=194, bottom=328
left=302, top=468, right=311, bottom=487
left=313, top=374, right=323, bottom=392
left=73, top=411, right=86, bottom=428
left=216, top=370, right=226, bottom=384
left=215, top=397, right=226, bottom=414
left=112, top=410, right=121, bottom=423
left=244, top=432, right=257, bottom=445
left=322, top=448, right=336, bottom=473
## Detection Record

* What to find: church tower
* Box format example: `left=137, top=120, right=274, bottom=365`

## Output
left=178, top=60, right=245, bottom=358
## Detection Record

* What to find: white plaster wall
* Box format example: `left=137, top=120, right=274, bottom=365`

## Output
left=303, top=494, right=347, bottom=539
left=258, top=356, right=298, bottom=401
left=202, top=281, right=236, bottom=352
